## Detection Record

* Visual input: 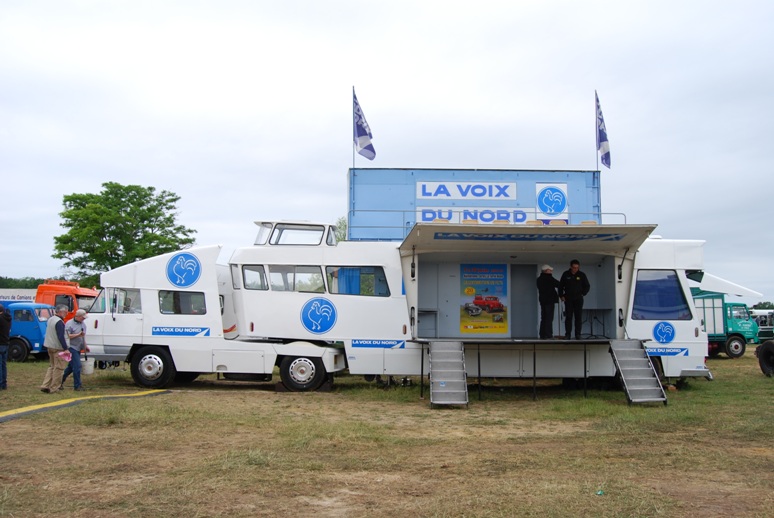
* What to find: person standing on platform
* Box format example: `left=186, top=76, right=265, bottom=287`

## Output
left=536, top=265, right=560, bottom=339
left=559, top=259, right=590, bottom=340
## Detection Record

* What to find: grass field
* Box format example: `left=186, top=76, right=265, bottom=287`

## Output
left=1, top=353, right=772, bottom=517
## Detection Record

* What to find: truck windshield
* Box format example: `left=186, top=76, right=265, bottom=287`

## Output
left=729, top=306, right=751, bottom=320
left=77, top=295, right=97, bottom=311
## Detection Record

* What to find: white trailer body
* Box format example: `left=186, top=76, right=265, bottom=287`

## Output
left=86, top=244, right=346, bottom=390
left=88, top=220, right=756, bottom=389
left=227, top=221, right=727, bottom=381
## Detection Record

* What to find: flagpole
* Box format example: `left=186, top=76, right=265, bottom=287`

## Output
left=352, top=86, right=356, bottom=171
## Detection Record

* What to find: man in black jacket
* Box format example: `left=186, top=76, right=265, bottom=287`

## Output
left=559, top=259, right=591, bottom=340
left=536, top=265, right=560, bottom=339
left=0, top=304, right=10, bottom=389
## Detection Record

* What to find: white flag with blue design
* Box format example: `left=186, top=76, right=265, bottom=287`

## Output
left=353, top=89, right=376, bottom=160
left=596, top=91, right=611, bottom=169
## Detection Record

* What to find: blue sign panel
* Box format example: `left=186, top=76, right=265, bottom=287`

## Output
left=348, top=169, right=602, bottom=240
left=652, top=322, right=676, bottom=343
left=152, top=326, right=211, bottom=336
left=166, top=252, right=202, bottom=287
left=352, top=339, right=406, bottom=348
left=301, top=297, right=337, bottom=334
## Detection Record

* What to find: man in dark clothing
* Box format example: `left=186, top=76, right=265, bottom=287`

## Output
left=559, top=259, right=591, bottom=339
left=0, top=304, right=11, bottom=389
left=536, top=265, right=560, bottom=339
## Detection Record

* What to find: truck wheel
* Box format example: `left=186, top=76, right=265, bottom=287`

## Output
left=279, top=356, right=326, bottom=392
left=758, top=341, right=774, bottom=377
left=131, top=346, right=177, bottom=388
left=8, top=339, right=29, bottom=362
left=724, top=337, right=746, bottom=359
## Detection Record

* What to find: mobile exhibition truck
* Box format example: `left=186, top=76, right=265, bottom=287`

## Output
left=83, top=169, right=760, bottom=402
left=691, top=289, right=759, bottom=358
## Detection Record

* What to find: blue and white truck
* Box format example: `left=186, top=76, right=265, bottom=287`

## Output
left=4, top=302, right=57, bottom=362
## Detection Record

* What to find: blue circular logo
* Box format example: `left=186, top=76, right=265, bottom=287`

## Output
left=166, top=252, right=202, bottom=287
left=653, top=322, right=676, bottom=343
left=537, top=187, right=567, bottom=215
left=301, top=297, right=337, bottom=334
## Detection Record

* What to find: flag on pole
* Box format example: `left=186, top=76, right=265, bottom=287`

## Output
left=595, top=91, right=611, bottom=169
left=353, top=88, right=376, bottom=160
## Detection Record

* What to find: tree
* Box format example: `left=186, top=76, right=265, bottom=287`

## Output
left=334, top=216, right=348, bottom=242
left=53, top=182, right=196, bottom=276
left=753, top=302, right=774, bottom=310
left=0, top=276, right=47, bottom=289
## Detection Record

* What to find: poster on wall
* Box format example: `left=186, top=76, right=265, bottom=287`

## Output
left=459, top=264, right=508, bottom=334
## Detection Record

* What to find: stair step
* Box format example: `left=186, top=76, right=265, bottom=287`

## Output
left=610, top=340, right=667, bottom=406
left=429, top=341, right=468, bottom=406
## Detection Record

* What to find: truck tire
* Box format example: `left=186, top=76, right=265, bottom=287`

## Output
left=131, top=346, right=177, bottom=388
left=8, top=338, right=29, bottom=362
left=757, top=341, right=774, bottom=377
left=724, top=336, right=746, bottom=359
left=279, top=356, right=326, bottom=392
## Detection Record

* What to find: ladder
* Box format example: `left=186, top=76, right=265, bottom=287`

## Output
left=609, top=340, right=668, bottom=405
left=429, top=341, right=469, bottom=407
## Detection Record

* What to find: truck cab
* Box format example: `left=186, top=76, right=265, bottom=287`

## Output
left=35, top=280, right=98, bottom=322
left=6, top=302, right=57, bottom=362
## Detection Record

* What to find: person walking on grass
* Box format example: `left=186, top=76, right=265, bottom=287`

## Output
left=61, top=309, right=90, bottom=391
left=40, top=305, right=70, bottom=394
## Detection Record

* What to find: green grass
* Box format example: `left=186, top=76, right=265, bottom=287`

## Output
left=1, top=354, right=773, bottom=517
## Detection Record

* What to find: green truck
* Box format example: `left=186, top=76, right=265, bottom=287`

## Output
left=692, top=289, right=759, bottom=358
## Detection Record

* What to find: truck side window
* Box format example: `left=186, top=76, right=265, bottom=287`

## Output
left=243, top=265, right=268, bottom=290
left=326, top=266, right=391, bottom=296
left=632, top=270, right=692, bottom=320
left=116, top=289, right=142, bottom=314
left=55, top=294, right=73, bottom=311
left=159, top=291, right=206, bottom=315
left=268, top=265, right=325, bottom=293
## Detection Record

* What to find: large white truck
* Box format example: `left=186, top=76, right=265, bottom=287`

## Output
left=84, top=220, right=758, bottom=394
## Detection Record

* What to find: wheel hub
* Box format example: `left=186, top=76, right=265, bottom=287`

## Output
left=288, top=358, right=316, bottom=384
left=138, top=355, right=164, bottom=381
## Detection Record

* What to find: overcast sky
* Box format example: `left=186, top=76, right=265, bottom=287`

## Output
left=1, top=1, right=771, bottom=303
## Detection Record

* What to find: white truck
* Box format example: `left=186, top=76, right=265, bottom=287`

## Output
left=83, top=220, right=758, bottom=395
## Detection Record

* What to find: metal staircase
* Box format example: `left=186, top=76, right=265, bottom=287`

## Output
left=609, top=340, right=667, bottom=405
left=429, top=341, right=469, bottom=407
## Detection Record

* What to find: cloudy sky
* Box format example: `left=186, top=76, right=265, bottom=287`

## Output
left=1, top=0, right=771, bottom=303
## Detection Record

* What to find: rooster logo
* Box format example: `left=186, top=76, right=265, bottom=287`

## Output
left=165, top=252, right=202, bottom=288
left=537, top=186, right=567, bottom=215
left=301, top=297, right=337, bottom=334
left=653, top=322, right=675, bottom=343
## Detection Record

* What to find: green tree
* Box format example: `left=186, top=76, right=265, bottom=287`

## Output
left=753, top=301, right=774, bottom=309
left=334, top=216, right=348, bottom=242
left=53, top=182, right=196, bottom=276
left=0, top=276, right=46, bottom=289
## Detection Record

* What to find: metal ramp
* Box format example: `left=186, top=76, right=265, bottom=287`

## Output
left=429, top=341, right=469, bottom=407
left=609, top=340, right=668, bottom=405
